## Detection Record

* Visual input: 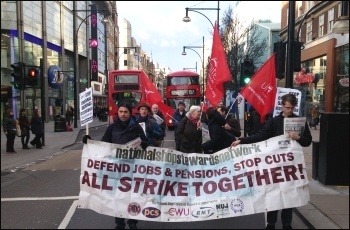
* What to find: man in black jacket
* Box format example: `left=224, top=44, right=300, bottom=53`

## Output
left=230, top=93, right=312, bottom=230
left=100, top=102, right=148, bottom=230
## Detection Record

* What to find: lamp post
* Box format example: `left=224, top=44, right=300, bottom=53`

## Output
left=116, top=47, right=138, bottom=70
left=183, top=62, right=198, bottom=73
left=183, top=1, right=220, bottom=28
left=182, top=37, right=205, bottom=97
left=73, top=7, right=108, bottom=128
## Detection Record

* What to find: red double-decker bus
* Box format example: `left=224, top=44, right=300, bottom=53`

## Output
left=107, top=70, right=147, bottom=121
left=165, top=70, right=201, bottom=129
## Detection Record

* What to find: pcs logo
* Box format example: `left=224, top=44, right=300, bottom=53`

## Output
left=142, top=207, right=161, bottom=218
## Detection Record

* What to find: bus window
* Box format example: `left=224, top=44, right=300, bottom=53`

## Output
left=113, top=92, right=141, bottom=107
left=114, top=75, right=138, bottom=84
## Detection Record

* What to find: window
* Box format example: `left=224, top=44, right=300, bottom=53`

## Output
left=319, top=14, right=324, bottom=37
left=338, top=3, right=342, bottom=18
left=306, top=21, right=312, bottom=42
left=124, top=60, right=127, bottom=66
left=328, top=8, right=334, bottom=33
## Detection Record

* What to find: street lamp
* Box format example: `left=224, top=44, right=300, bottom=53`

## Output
left=182, top=37, right=205, bottom=96
left=116, top=46, right=138, bottom=70
left=183, top=62, right=198, bottom=73
left=73, top=7, right=108, bottom=128
left=183, top=1, right=220, bottom=28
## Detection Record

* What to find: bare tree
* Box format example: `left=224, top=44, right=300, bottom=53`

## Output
left=220, top=6, right=268, bottom=118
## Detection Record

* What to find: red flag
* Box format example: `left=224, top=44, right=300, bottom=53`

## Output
left=140, top=72, right=175, bottom=117
left=204, top=22, right=231, bottom=107
left=240, top=53, right=277, bottom=123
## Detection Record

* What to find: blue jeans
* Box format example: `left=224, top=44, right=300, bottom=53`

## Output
left=115, top=217, right=138, bottom=227
left=267, top=208, right=293, bottom=226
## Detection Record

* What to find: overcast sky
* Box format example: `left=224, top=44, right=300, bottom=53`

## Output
left=116, top=1, right=281, bottom=72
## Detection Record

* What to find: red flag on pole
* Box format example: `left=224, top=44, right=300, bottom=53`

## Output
left=204, top=22, right=231, bottom=107
left=140, top=72, right=175, bottom=116
left=240, top=53, right=277, bottom=123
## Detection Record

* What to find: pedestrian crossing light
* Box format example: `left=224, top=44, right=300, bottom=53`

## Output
left=240, top=59, right=254, bottom=87
left=27, top=67, right=40, bottom=87
left=11, top=62, right=25, bottom=90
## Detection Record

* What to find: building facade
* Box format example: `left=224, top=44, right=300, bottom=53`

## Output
left=1, top=1, right=116, bottom=123
left=279, top=1, right=349, bottom=116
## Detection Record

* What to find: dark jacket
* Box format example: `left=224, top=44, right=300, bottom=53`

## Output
left=101, top=116, right=147, bottom=145
left=153, top=110, right=166, bottom=135
left=30, top=116, right=44, bottom=135
left=247, top=110, right=272, bottom=136
left=135, top=114, right=164, bottom=146
left=240, top=112, right=312, bottom=147
left=176, top=116, right=202, bottom=153
left=18, top=114, right=30, bottom=130
left=225, top=114, right=241, bottom=137
left=3, top=115, right=16, bottom=134
left=173, top=109, right=186, bottom=128
left=202, top=112, right=235, bottom=153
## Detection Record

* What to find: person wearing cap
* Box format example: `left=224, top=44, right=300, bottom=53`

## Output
left=173, top=101, right=186, bottom=151
left=100, top=101, right=148, bottom=230
left=176, top=105, right=203, bottom=153
left=135, top=102, right=164, bottom=147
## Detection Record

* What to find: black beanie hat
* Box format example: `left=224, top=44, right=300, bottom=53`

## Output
left=118, top=102, right=133, bottom=114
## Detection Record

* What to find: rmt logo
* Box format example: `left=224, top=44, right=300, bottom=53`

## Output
left=142, top=207, right=161, bottom=218
left=191, top=207, right=215, bottom=218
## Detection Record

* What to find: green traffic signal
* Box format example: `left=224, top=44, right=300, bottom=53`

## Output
left=240, top=59, right=254, bottom=87
left=243, top=77, right=251, bottom=84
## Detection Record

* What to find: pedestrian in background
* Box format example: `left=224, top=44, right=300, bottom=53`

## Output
left=3, top=108, right=17, bottom=153
left=230, top=94, right=312, bottom=230
left=100, top=102, right=148, bottom=230
left=310, top=104, right=320, bottom=130
left=65, top=106, right=73, bottom=126
left=176, top=105, right=202, bottom=153
left=173, top=101, right=186, bottom=151
left=18, top=108, right=30, bottom=149
left=30, top=109, right=44, bottom=149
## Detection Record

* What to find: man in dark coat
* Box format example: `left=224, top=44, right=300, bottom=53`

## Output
left=100, top=102, right=148, bottom=230
left=151, top=103, right=166, bottom=138
left=231, top=94, right=312, bottom=230
left=173, top=101, right=186, bottom=151
left=202, top=107, right=235, bottom=154
left=217, top=105, right=241, bottom=138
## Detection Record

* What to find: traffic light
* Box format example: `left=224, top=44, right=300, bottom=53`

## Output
left=11, top=62, right=25, bottom=90
left=240, top=59, right=254, bottom=87
left=273, top=41, right=286, bottom=79
left=27, top=66, right=40, bottom=87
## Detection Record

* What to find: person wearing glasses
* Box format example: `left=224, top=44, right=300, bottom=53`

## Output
left=230, top=93, right=312, bottom=230
left=176, top=105, right=203, bottom=153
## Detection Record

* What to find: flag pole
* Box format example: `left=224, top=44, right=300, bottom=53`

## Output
left=225, top=97, right=238, bottom=120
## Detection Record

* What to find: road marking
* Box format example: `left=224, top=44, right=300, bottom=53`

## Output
left=58, top=200, right=78, bottom=229
left=1, top=196, right=79, bottom=201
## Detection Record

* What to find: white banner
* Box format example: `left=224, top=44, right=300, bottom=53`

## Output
left=79, top=88, right=93, bottom=126
left=273, top=87, right=302, bottom=117
left=78, top=135, right=309, bottom=222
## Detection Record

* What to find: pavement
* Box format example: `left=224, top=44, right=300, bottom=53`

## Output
left=1, top=118, right=349, bottom=229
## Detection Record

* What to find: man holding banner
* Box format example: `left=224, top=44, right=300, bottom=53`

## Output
left=231, top=93, right=312, bottom=229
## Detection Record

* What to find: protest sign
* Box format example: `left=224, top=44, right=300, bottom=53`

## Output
left=78, top=135, right=309, bottom=222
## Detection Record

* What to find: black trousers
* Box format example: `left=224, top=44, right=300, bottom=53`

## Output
left=6, top=133, right=16, bottom=152
left=31, top=133, right=43, bottom=148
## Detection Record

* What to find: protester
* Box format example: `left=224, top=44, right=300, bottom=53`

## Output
left=247, top=106, right=273, bottom=136
left=151, top=103, right=166, bottom=146
left=176, top=105, right=202, bottom=153
left=217, top=105, right=241, bottom=138
left=30, top=109, right=44, bottom=149
left=173, top=101, right=186, bottom=151
left=135, top=102, right=164, bottom=147
left=18, top=108, right=31, bottom=149
left=100, top=102, right=148, bottom=230
left=3, top=108, right=17, bottom=153
left=230, top=93, right=312, bottom=230
left=202, top=107, right=235, bottom=153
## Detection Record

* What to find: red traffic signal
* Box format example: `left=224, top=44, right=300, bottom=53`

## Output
left=28, top=68, right=39, bottom=78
